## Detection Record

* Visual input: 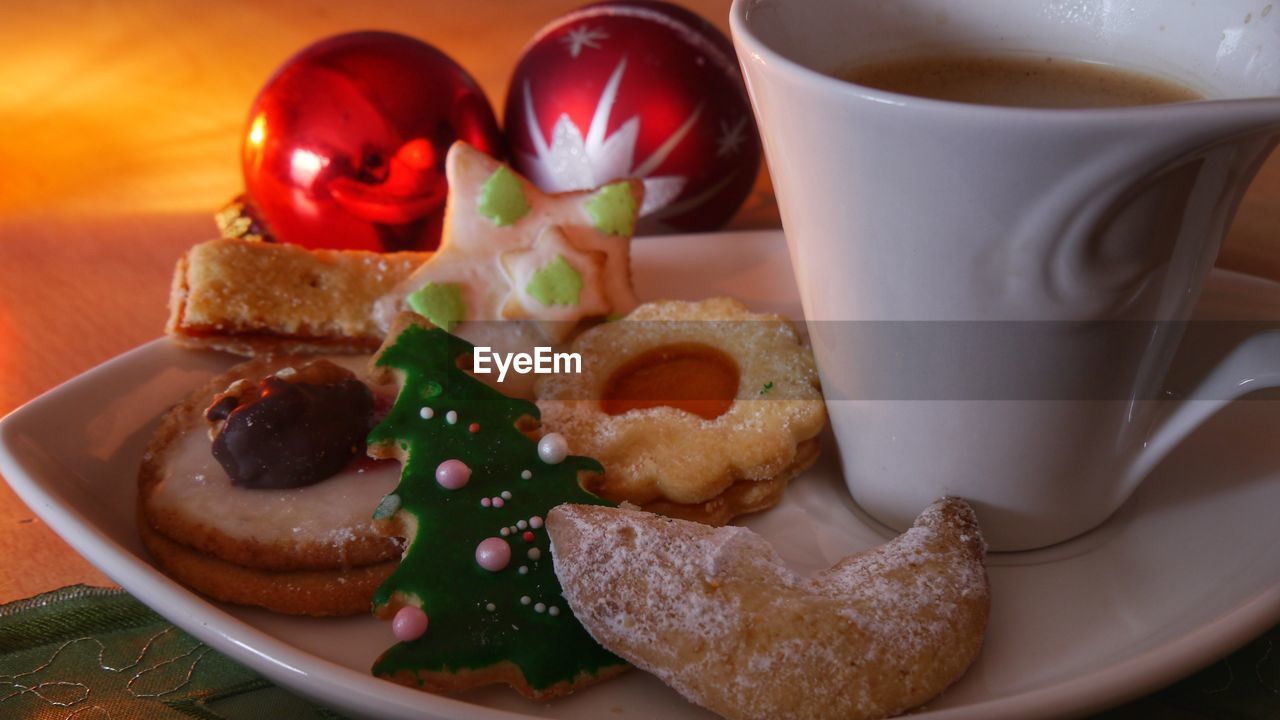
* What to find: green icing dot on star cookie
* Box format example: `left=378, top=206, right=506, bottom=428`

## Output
left=525, top=255, right=583, bottom=307
left=584, top=181, right=637, bottom=236
left=477, top=165, right=531, bottom=227
left=406, top=282, right=466, bottom=331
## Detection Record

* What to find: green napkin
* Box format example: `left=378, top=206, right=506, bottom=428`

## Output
left=1095, top=627, right=1280, bottom=720
left=0, top=586, right=343, bottom=719
left=1, top=585, right=1276, bottom=718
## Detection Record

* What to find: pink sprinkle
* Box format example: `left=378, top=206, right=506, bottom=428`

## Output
left=492, top=497, right=505, bottom=508
left=481, top=498, right=492, bottom=507
left=475, top=537, right=512, bottom=572
left=469, top=422, right=480, bottom=433
left=435, top=459, right=471, bottom=490
left=392, top=606, right=428, bottom=642
left=522, top=530, right=535, bottom=542
left=529, top=516, right=544, bottom=529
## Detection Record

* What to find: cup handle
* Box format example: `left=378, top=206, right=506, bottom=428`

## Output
left=1119, top=330, right=1280, bottom=499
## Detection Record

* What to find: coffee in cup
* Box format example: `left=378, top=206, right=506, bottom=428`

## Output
left=839, top=53, right=1200, bottom=108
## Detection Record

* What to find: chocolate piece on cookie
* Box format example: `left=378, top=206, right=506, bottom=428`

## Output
left=138, top=354, right=403, bottom=616
left=209, top=362, right=373, bottom=489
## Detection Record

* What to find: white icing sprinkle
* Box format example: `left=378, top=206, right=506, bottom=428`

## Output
left=534, top=603, right=547, bottom=613
left=527, top=548, right=542, bottom=561
left=530, top=516, right=544, bottom=529
left=501, top=491, right=513, bottom=501
left=485, top=602, right=496, bottom=612
left=520, top=595, right=531, bottom=605
left=537, top=433, right=569, bottom=464
left=548, top=606, right=560, bottom=616
left=419, top=407, right=434, bottom=420
left=521, top=469, right=533, bottom=480
left=518, top=565, right=529, bottom=575
left=500, top=527, right=511, bottom=537
left=445, top=410, right=458, bottom=425
left=517, top=520, right=528, bottom=530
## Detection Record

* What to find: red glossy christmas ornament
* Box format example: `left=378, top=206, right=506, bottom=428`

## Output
left=243, top=31, right=503, bottom=252
left=504, top=1, right=761, bottom=233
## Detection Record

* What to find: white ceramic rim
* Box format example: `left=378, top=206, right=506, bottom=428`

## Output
left=727, top=0, right=1280, bottom=123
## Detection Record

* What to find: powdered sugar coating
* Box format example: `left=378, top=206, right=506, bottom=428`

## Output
left=547, top=498, right=990, bottom=720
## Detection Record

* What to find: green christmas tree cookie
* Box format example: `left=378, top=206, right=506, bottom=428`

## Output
left=366, top=314, right=626, bottom=700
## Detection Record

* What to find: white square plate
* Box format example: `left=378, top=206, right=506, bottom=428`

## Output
left=2, top=231, right=1279, bottom=719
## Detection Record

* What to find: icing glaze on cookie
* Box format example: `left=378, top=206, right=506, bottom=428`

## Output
left=367, top=318, right=623, bottom=694
left=148, top=356, right=399, bottom=549
left=373, top=143, right=640, bottom=344
left=149, top=419, right=400, bottom=548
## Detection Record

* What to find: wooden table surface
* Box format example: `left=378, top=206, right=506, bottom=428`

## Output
left=0, top=0, right=1278, bottom=683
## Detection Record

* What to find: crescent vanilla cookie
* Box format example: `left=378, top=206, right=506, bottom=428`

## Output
left=547, top=498, right=991, bottom=720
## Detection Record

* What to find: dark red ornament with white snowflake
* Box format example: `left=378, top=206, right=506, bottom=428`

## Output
left=504, top=1, right=761, bottom=233
left=243, top=31, right=503, bottom=252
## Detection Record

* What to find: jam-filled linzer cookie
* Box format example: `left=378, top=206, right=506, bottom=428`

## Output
left=364, top=313, right=626, bottom=700
left=548, top=498, right=991, bottom=720
left=137, top=356, right=403, bottom=616
left=535, top=297, right=827, bottom=524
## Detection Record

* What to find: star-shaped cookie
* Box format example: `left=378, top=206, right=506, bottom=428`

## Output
left=500, top=225, right=611, bottom=333
left=375, top=142, right=641, bottom=342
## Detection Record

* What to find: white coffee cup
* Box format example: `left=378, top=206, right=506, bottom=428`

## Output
left=731, top=0, right=1280, bottom=550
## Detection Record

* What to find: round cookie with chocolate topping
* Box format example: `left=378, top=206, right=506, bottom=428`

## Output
left=137, top=355, right=403, bottom=616
left=535, top=297, right=827, bottom=524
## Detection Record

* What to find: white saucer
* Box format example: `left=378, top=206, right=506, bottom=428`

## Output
left=1, top=230, right=1277, bottom=720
